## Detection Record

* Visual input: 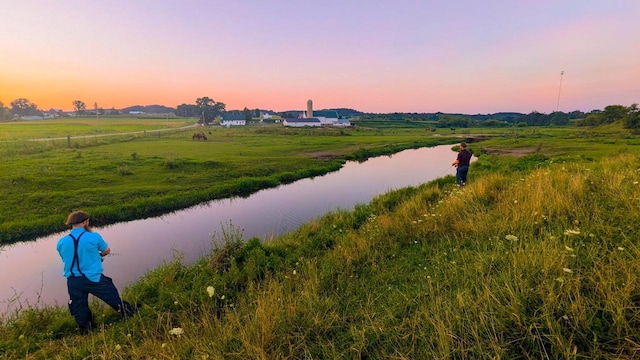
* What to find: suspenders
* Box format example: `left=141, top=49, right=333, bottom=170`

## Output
left=68, top=231, right=86, bottom=277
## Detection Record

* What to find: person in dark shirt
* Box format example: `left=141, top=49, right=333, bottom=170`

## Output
left=452, top=142, right=472, bottom=186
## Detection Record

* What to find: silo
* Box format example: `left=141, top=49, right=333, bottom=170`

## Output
left=307, top=99, right=313, bottom=118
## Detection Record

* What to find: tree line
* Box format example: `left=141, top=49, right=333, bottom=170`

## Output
left=2, top=98, right=638, bottom=129
left=359, top=104, right=640, bottom=130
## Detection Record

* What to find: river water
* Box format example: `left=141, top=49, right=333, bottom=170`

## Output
left=0, top=144, right=467, bottom=316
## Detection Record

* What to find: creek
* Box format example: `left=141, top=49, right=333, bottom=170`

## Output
left=0, top=144, right=470, bottom=316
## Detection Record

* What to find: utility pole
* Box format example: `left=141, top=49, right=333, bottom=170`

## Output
left=556, top=71, right=564, bottom=112
left=94, top=102, right=100, bottom=132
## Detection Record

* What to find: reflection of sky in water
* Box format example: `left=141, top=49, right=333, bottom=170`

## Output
left=0, top=144, right=472, bottom=315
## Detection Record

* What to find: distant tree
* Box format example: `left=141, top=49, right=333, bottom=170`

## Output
left=483, top=119, right=510, bottom=127
left=550, top=111, right=568, bottom=125
left=567, top=110, right=585, bottom=120
left=11, top=98, right=41, bottom=117
left=576, top=113, right=602, bottom=127
left=73, top=100, right=86, bottom=114
left=523, top=111, right=550, bottom=126
left=195, top=97, right=225, bottom=124
left=623, top=103, right=640, bottom=129
left=243, top=107, right=252, bottom=121
left=0, top=101, right=10, bottom=120
left=176, top=103, right=197, bottom=117
left=601, top=105, right=627, bottom=124
left=437, top=114, right=469, bottom=128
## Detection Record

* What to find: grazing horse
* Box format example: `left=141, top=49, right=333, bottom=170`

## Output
left=193, top=131, right=208, bottom=141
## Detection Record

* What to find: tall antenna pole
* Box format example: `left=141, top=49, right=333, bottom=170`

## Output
left=556, top=71, right=564, bottom=112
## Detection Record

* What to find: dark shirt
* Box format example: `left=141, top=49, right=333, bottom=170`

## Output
left=457, top=149, right=472, bottom=167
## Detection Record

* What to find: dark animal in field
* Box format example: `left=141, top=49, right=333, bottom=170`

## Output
left=450, top=128, right=456, bottom=132
left=193, top=131, right=208, bottom=141
left=430, top=128, right=437, bottom=132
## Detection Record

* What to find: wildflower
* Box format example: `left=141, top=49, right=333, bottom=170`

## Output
left=618, top=247, right=625, bottom=251
left=564, top=229, right=580, bottom=236
left=19, top=334, right=24, bottom=340
left=513, top=200, right=518, bottom=204
left=115, top=344, right=122, bottom=351
left=207, top=286, right=215, bottom=298
left=174, top=300, right=179, bottom=305
left=555, top=277, right=565, bottom=283
left=505, top=234, right=518, bottom=242
left=412, top=220, right=417, bottom=224
left=293, top=270, right=297, bottom=275
left=564, top=246, right=574, bottom=251
left=169, top=327, right=184, bottom=336
left=563, top=268, right=573, bottom=273
left=220, top=295, right=225, bottom=300
left=162, top=343, right=167, bottom=348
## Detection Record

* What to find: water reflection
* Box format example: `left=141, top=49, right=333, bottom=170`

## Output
left=0, top=144, right=469, bottom=315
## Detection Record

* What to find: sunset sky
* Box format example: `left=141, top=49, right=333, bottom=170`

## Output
left=1, top=0, right=639, bottom=114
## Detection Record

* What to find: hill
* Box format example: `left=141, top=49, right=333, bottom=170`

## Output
left=121, top=104, right=175, bottom=114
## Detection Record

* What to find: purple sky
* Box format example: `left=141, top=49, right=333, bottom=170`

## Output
left=1, top=0, right=639, bottom=113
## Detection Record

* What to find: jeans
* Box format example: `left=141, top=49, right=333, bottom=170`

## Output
left=456, top=165, right=469, bottom=186
left=67, top=274, right=136, bottom=332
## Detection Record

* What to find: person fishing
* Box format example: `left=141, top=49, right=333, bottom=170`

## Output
left=56, top=210, right=136, bottom=333
left=452, top=142, right=472, bottom=186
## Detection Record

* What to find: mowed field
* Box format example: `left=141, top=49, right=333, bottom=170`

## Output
left=0, top=117, right=195, bottom=140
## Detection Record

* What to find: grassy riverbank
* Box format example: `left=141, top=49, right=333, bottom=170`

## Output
left=0, top=120, right=456, bottom=244
left=1, top=124, right=639, bottom=358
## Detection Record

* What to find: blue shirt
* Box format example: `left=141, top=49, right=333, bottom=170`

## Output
left=56, top=228, right=108, bottom=282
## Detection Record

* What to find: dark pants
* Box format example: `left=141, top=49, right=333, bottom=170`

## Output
left=456, top=165, right=469, bottom=186
left=67, top=274, right=135, bottom=332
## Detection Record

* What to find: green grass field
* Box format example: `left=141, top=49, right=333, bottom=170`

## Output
left=0, top=119, right=458, bottom=244
left=1, top=121, right=639, bottom=358
left=0, top=117, right=194, bottom=140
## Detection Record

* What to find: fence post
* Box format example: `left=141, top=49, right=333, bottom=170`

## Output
left=67, top=135, right=71, bottom=148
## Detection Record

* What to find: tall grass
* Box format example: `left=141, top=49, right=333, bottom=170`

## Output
left=2, top=150, right=639, bottom=358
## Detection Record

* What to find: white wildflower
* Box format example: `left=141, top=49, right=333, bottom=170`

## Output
left=505, top=234, right=519, bottom=242
left=618, top=247, right=625, bottom=251
left=207, top=286, right=215, bottom=298
left=563, top=268, right=573, bottom=273
left=169, top=327, right=184, bottom=336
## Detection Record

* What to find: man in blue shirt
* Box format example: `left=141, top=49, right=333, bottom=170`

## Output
left=57, top=211, right=135, bottom=333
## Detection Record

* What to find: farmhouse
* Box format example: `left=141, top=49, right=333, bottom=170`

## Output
left=282, top=118, right=322, bottom=127
left=311, top=110, right=340, bottom=126
left=220, top=113, right=246, bottom=127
